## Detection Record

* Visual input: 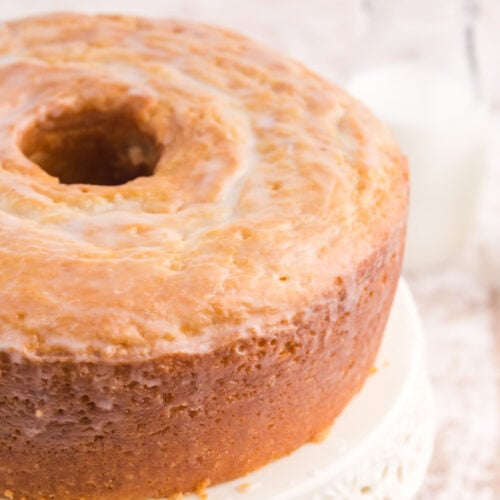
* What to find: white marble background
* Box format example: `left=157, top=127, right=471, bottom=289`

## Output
left=0, top=2, right=498, bottom=499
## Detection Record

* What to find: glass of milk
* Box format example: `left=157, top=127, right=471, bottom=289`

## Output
left=348, top=0, right=488, bottom=273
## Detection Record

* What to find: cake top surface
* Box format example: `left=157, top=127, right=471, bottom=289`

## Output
left=0, top=13, right=407, bottom=360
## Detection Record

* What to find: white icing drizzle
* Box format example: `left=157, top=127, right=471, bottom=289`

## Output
left=0, top=14, right=407, bottom=359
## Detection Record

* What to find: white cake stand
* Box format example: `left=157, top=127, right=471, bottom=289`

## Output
left=183, top=279, right=435, bottom=500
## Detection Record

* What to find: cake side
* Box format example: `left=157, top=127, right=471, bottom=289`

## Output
left=0, top=223, right=404, bottom=500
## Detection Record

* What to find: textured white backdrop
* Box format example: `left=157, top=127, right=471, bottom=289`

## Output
left=0, top=2, right=499, bottom=499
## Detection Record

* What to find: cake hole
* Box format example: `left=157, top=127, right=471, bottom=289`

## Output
left=20, top=107, right=161, bottom=186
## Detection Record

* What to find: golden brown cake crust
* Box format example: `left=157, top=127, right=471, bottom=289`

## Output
left=0, top=230, right=403, bottom=499
left=0, top=13, right=408, bottom=499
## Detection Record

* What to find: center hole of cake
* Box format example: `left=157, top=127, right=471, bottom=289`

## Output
left=20, top=107, right=161, bottom=186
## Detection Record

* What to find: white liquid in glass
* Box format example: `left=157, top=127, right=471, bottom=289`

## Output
left=349, top=63, right=487, bottom=272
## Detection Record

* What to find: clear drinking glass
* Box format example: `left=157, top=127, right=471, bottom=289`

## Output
left=348, top=0, right=488, bottom=273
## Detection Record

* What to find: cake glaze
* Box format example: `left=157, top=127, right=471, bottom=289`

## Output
left=0, top=14, right=408, bottom=499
